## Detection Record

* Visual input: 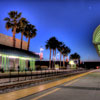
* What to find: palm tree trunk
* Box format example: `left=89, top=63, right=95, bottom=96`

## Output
left=49, top=49, right=51, bottom=69
left=20, top=32, right=23, bottom=49
left=54, top=49, right=56, bottom=69
left=27, top=37, right=30, bottom=50
left=13, top=27, right=16, bottom=47
left=52, top=49, right=54, bottom=69
left=60, top=52, right=61, bottom=67
left=55, top=49, right=56, bottom=57
left=63, top=55, right=65, bottom=68
left=53, top=49, right=54, bottom=60
left=78, top=59, right=80, bottom=68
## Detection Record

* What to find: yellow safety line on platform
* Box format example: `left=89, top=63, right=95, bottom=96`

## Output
left=32, top=79, right=80, bottom=100
left=32, top=88, right=60, bottom=100
left=64, top=78, right=80, bottom=86
left=0, top=70, right=94, bottom=100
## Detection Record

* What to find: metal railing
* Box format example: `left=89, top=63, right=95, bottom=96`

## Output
left=0, top=68, right=85, bottom=84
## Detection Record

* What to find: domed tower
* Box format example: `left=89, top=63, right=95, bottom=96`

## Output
left=93, top=25, right=100, bottom=56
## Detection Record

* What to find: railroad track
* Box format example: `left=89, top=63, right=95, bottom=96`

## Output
left=0, top=70, right=88, bottom=92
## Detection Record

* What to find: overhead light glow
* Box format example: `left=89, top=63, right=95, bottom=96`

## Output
left=0, top=53, right=35, bottom=60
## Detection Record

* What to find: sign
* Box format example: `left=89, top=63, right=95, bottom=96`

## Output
left=55, top=64, right=59, bottom=70
left=40, top=52, right=43, bottom=60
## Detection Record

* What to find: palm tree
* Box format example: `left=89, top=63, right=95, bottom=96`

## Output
left=45, top=37, right=59, bottom=69
left=53, top=39, right=59, bottom=69
left=54, top=39, right=59, bottom=57
left=62, top=46, right=70, bottom=68
left=24, top=24, right=37, bottom=50
left=4, top=11, right=22, bottom=47
left=57, top=42, right=64, bottom=67
left=70, top=53, right=80, bottom=60
left=49, top=37, right=58, bottom=69
left=18, top=18, right=29, bottom=49
left=45, top=42, right=52, bottom=68
left=49, top=37, right=58, bottom=60
left=70, top=53, right=80, bottom=69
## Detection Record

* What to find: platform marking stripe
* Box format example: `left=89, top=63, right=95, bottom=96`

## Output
left=32, top=88, right=60, bottom=100
left=64, top=79, right=80, bottom=86
left=31, top=79, right=80, bottom=100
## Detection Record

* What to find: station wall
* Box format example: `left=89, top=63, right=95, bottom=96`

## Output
left=0, top=33, right=28, bottom=50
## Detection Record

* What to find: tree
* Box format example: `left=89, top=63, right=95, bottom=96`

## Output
left=52, top=37, right=59, bottom=69
left=47, top=37, right=58, bottom=60
left=57, top=42, right=64, bottom=67
left=24, top=24, right=37, bottom=50
left=18, top=18, right=29, bottom=49
left=4, top=11, right=22, bottom=47
left=70, top=53, right=80, bottom=60
left=45, top=37, right=59, bottom=69
left=45, top=42, right=52, bottom=68
left=70, top=53, right=80, bottom=68
left=62, top=46, right=70, bottom=68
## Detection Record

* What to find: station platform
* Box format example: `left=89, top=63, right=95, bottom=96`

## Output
left=0, top=70, right=94, bottom=100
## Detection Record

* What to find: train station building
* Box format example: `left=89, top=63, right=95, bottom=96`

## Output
left=0, top=33, right=39, bottom=71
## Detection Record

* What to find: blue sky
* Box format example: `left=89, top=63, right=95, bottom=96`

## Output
left=0, top=0, right=100, bottom=61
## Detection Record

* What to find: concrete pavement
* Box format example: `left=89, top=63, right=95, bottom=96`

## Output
left=0, top=70, right=93, bottom=100
left=19, top=69, right=100, bottom=100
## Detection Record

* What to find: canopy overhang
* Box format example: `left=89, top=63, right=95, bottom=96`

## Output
left=0, top=44, right=39, bottom=60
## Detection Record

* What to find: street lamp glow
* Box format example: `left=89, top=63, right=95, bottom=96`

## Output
left=69, top=60, right=74, bottom=65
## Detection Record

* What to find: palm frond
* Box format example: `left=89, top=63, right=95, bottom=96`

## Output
left=16, top=12, right=22, bottom=19
left=16, top=27, right=21, bottom=33
left=4, top=17, right=10, bottom=21
left=31, top=29, right=37, bottom=38
left=45, top=44, right=49, bottom=49
left=8, top=11, right=16, bottom=19
left=5, top=22, right=12, bottom=30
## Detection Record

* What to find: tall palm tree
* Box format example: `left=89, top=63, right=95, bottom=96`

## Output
left=18, top=18, right=29, bottom=49
left=24, top=24, right=37, bottom=50
left=4, top=11, right=22, bottom=47
left=62, top=46, right=70, bottom=67
left=45, top=37, right=58, bottom=69
left=49, top=37, right=58, bottom=60
left=57, top=42, right=64, bottom=67
left=45, top=42, right=52, bottom=68
left=53, top=39, right=59, bottom=69
left=49, top=37, right=58, bottom=69
left=54, top=39, right=59, bottom=57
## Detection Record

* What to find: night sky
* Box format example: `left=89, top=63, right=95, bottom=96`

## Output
left=0, top=0, right=100, bottom=61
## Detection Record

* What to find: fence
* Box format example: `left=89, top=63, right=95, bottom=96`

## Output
left=0, top=68, right=85, bottom=84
